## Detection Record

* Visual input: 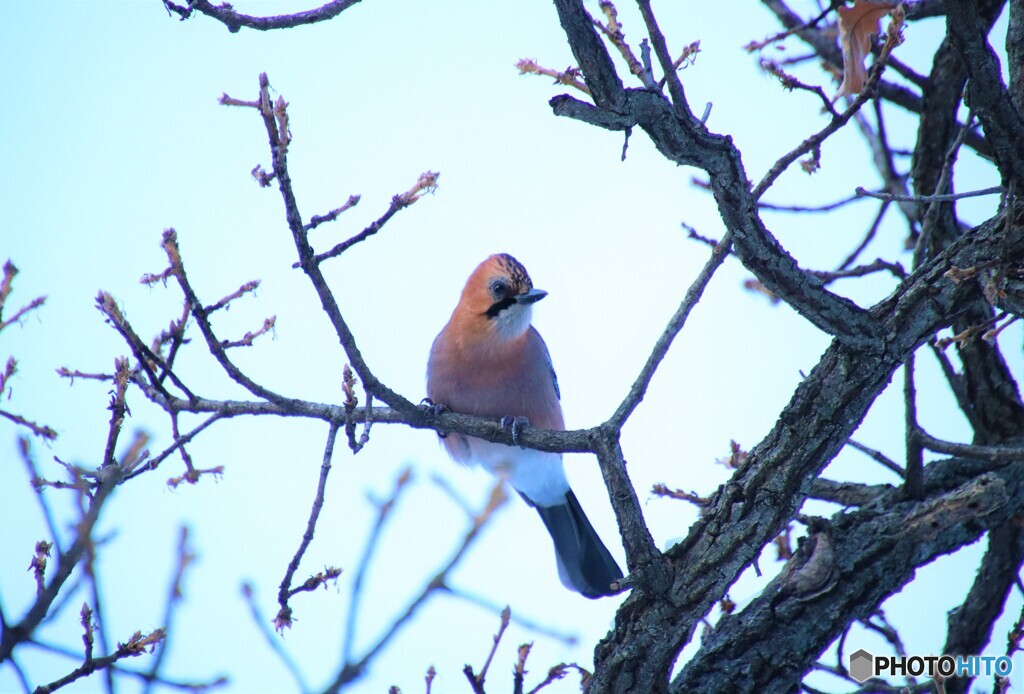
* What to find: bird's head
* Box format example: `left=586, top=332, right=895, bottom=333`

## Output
left=455, top=253, right=547, bottom=341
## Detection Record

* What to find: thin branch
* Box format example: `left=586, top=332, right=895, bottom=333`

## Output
left=441, top=586, right=578, bottom=645
left=760, top=59, right=840, bottom=117
left=744, top=2, right=837, bottom=52
left=123, top=411, right=224, bottom=483
left=33, top=628, right=165, bottom=694
left=326, top=483, right=507, bottom=692
left=18, top=438, right=62, bottom=552
left=515, top=59, right=591, bottom=95
left=341, top=467, right=414, bottom=664
left=855, top=186, right=1002, bottom=204
left=915, top=429, right=1024, bottom=462
left=846, top=439, right=905, bottom=478
left=23, top=639, right=227, bottom=691
left=469, top=606, right=511, bottom=689
left=609, top=233, right=731, bottom=428
left=276, top=421, right=342, bottom=630
left=7, top=654, right=31, bottom=694
left=305, top=194, right=361, bottom=231
left=758, top=192, right=866, bottom=213
left=158, top=229, right=292, bottom=405
left=656, top=40, right=701, bottom=90
left=162, top=0, right=361, bottom=33
left=836, top=201, right=891, bottom=271
left=202, top=280, right=260, bottom=315
left=813, top=258, right=906, bottom=285
left=299, top=172, right=439, bottom=268
left=83, top=559, right=113, bottom=694
left=753, top=11, right=905, bottom=199
left=903, top=354, right=924, bottom=498
left=94, top=292, right=189, bottom=403
left=636, top=0, right=691, bottom=115
left=239, top=584, right=309, bottom=693
left=142, top=527, right=194, bottom=694
left=0, top=409, right=57, bottom=441
left=0, top=260, right=47, bottom=332
left=807, top=478, right=891, bottom=507
left=2, top=363, right=129, bottom=660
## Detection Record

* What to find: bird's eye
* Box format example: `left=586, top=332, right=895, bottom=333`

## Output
left=490, top=280, right=508, bottom=299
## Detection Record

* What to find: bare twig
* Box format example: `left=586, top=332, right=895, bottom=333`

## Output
left=636, top=0, right=691, bottom=115
left=341, top=467, right=413, bottom=663
left=33, top=628, right=165, bottom=694
left=440, top=586, right=578, bottom=645
left=759, top=191, right=866, bottom=213
left=123, top=412, right=224, bottom=483
left=744, top=3, right=837, bottom=52
left=0, top=260, right=47, bottom=332
left=298, top=172, right=439, bottom=267
left=836, top=200, right=891, bottom=271
left=342, top=365, right=373, bottom=453
left=19, top=439, right=63, bottom=553
left=594, top=1, right=656, bottom=89
left=472, top=606, right=511, bottom=688
left=760, top=59, right=841, bottom=117
left=326, top=483, right=507, bottom=692
left=161, top=0, right=360, bottom=33
left=202, top=280, right=260, bottom=315
left=846, top=439, right=905, bottom=478
left=516, top=59, right=591, bottom=95
left=656, top=40, right=701, bottom=90
left=610, top=233, right=731, bottom=428
left=276, top=422, right=342, bottom=630
left=914, top=430, right=1024, bottom=462
left=813, top=258, right=906, bottom=285
left=855, top=185, right=1001, bottom=204
left=903, top=354, right=924, bottom=498
left=25, top=638, right=227, bottom=691
left=305, top=195, right=361, bottom=231
left=753, top=10, right=905, bottom=199
left=239, top=584, right=309, bottom=693
left=142, top=527, right=194, bottom=694
left=0, top=409, right=57, bottom=441
left=651, top=484, right=712, bottom=510
left=221, top=316, right=276, bottom=349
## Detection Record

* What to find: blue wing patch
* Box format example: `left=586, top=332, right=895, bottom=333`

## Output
left=530, top=326, right=561, bottom=401
left=548, top=354, right=561, bottom=400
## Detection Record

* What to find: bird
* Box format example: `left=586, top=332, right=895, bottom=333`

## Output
left=426, top=253, right=623, bottom=598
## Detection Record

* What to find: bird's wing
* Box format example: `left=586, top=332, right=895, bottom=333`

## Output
left=529, top=326, right=560, bottom=401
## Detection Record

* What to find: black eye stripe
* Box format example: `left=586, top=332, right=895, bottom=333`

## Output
left=485, top=296, right=517, bottom=318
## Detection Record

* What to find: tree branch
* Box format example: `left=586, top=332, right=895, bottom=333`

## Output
left=162, top=0, right=361, bottom=33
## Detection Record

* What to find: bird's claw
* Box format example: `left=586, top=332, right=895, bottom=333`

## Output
left=500, top=415, right=529, bottom=449
left=420, top=398, right=448, bottom=416
left=420, top=398, right=449, bottom=438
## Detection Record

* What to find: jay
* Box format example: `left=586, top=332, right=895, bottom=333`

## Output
left=426, top=253, right=623, bottom=598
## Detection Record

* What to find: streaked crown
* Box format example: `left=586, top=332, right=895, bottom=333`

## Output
left=459, top=253, right=533, bottom=314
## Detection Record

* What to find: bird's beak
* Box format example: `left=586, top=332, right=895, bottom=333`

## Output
left=515, top=288, right=548, bottom=305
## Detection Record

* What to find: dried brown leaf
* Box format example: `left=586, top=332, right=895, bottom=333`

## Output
left=835, top=1, right=896, bottom=97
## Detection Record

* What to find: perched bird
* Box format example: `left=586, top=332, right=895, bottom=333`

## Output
left=426, top=253, right=623, bottom=598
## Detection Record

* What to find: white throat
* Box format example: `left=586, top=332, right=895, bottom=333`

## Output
left=492, top=303, right=533, bottom=340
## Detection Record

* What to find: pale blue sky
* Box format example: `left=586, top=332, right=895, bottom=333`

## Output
left=1, top=1, right=1020, bottom=692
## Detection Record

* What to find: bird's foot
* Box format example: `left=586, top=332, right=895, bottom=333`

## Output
left=420, top=398, right=449, bottom=438
left=500, top=415, right=529, bottom=449
left=419, top=398, right=448, bottom=416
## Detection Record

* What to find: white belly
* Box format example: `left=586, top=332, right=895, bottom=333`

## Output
left=447, top=435, right=569, bottom=507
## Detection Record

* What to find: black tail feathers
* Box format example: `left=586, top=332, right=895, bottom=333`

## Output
left=533, top=491, right=623, bottom=598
